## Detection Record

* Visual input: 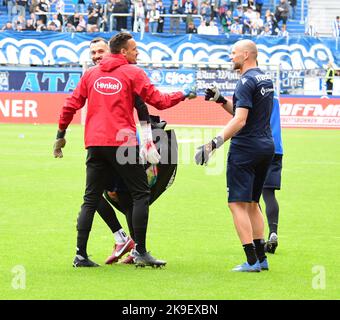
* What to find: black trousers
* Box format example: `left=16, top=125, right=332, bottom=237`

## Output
left=326, top=81, right=333, bottom=95
left=77, top=146, right=150, bottom=254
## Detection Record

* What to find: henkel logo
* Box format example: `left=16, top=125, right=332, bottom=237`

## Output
left=94, top=77, right=122, bottom=95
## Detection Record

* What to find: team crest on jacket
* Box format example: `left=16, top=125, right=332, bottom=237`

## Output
left=94, top=77, right=122, bottom=95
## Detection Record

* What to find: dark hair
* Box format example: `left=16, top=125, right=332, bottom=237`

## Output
left=90, top=37, right=107, bottom=45
left=109, top=32, right=133, bottom=54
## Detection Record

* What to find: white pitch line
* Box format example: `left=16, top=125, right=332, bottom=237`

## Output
left=177, top=139, right=202, bottom=144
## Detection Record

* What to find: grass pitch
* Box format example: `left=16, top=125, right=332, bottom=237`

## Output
left=0, top=123, right=339, bottom=300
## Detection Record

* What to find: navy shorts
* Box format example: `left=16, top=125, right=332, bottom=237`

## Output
left=227, top=151, right=274, bottom=203
left=263, top=154, right=283, bottom=190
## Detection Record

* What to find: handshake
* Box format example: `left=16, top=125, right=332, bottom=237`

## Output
left=182, top=84, right=197, bottom=100
left=204, top=85, right=226, bottom=104
left=182, top=84, right=225, bottom=102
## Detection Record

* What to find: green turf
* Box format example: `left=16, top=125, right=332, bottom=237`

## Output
left=0, top=123, right=339, bottom=300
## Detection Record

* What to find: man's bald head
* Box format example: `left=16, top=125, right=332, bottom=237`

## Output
left=230, top=39, right=258, bottom=74
left=234, top=39, right=258, bottom=60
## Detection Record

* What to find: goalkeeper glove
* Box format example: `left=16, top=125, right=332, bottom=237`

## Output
left=204, top=85, right=226, bottom=104
left=53, top=130, right=66, bottom=158
left=182, top=84, right=197, bottom=99
left=146, top=164, right=158, bottom=187
left=139, top=122, right=161, bottom=164
left=140, top=140, right=161, bottom=164
left=195, top=136, right=224, bottom=165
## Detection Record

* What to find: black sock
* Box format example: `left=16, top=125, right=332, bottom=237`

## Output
left=254, top=239, right=266, bottom=263
left=269, top=225, right=278, bottom=236
left=76, top=230, right=90, bottom=258
left=262, top=188, right=279, bottom=235
left=96, top=197, right=122, bottom=233
left=132, top=198, right=149, bottom=254
left=242, top=243, right=257, bottom=265
left=76, top=206, right=95, bottom=258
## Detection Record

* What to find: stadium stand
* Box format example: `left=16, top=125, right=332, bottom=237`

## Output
left=307, top=0, right=340, bottom=36
left=0, top=0, right=325, bottom=36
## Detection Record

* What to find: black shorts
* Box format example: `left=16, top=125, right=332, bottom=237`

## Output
left=263, top=154, right=283, bottom=190
left=227, top=150, right=274, bottom=203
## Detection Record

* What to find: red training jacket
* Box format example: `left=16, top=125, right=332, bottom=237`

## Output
left=58, top=54, right=185, bottom=147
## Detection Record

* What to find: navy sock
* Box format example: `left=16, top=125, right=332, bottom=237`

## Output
left=254, top=239, right=266, bottom=263
left=242, top=243, right=257, bottom=265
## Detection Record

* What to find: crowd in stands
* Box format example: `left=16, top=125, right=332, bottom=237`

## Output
left=0, top=0, right=339, bottom=37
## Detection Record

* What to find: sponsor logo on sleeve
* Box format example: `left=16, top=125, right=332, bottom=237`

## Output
left=260, top=87, right=274, bottom=96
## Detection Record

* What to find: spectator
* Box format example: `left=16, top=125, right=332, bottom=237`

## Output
left=133, top=0, right=146, bottom=34
left=241, top=0, right=248, bottom=8
left=206, top=19, right=219, bottom=35
left=52, top=0, right=65, bottom=14
left=147, top=3, right=160, bottom=33
left=186, top=20, right=197, bottom=33
left=242, top=15, right=251, bottom=34
left=49, top=13, right=62, bottom=30
left=230, top=0, right=239, bottom=13
left=36, top=18, right=47, bottom=31
left=325, top=62, right=335, bottom=95
left=169, top=0, right=181, bottom=34
left=28, top=12, right=37, bottom=27
left=255, top=0, right=264, bottom=17
left=156, top=1, right=166, bottom=33
left=260, top=24, right=272, bottom=35
left=15, top=21, right=24, bottom=31
left=16, top=0, right=28, bottom=18
left=12, top=14, right=26, bottom=29
left=76, top=14, right=87, bottom=31
left=182, top=0, right=197, bottom=29
left=35, top=0, right=50, bottom=25
left=230, top=16, right=243, bottom=34
left=244, top=5, right=257, bottom=22
left=221, top=9, right=233, bottom=34
left=233, top=4, right=244, bottom=19
left=274, top=0, right=289, bottom=26
left=64, top=21, right=76, bottom=32
left=277, top=23, right=289, bottom=36
left=24, top=18, right=36, bottom=30
left=47, top=20, right=59, bottom=31
left=67, top=12, right=80, bottom=28
left=265, top=9, right=279, bottom=35
left=200, top=1, right=211, bottom=23
left=7, top=0, right=17, bottom=22
left=74, top=0, right=86, bottom=14
left=112, top=0, right=129, bottom=31
left=88, top=23, right=99, bottom=32
left=250, top=11, right=263, bottom=35
left=105, top=0, right=115, bottom=30
left=29, top=0, right=40, bottom=14
left=87, top=0, right=103, bottom=32
left=332, top=16, right=340, bottom=38
left=1, top=21, right=14, bottom=30
left=218, top=1, right=230, bottom=19
left=288, top=0, right=296, bottom=20
left=305, top=21, right=318, bottom=37
left=197, top=19, right=208, bottom=34
left=210, top=0, right=220, bottom=21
